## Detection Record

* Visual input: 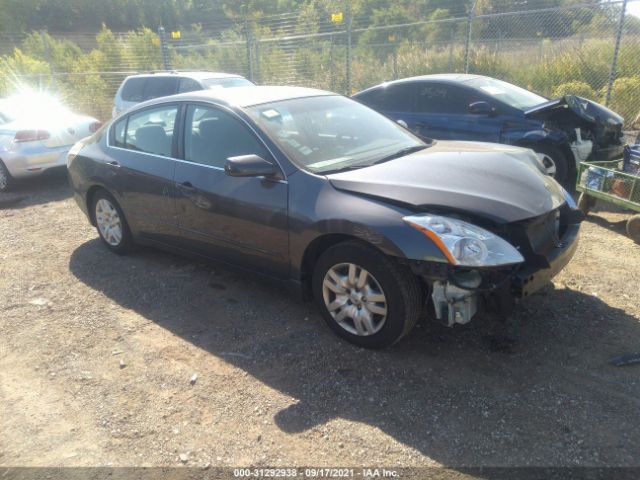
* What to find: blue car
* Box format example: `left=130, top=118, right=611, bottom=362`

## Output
left=353, top=74, right=625, bottom=187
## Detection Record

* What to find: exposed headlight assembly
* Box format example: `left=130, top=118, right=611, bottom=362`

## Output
left=403, top=214, right=524, bottom=267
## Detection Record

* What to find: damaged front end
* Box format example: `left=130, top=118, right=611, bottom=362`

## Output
left=525, top=95, right=626, bottom=163
left=406, top=199, right=582, bottom=327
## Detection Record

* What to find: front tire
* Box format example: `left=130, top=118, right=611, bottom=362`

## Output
left=91, top=189, right=133, bottom=254
left=534, top=145, right=572, bottom=187
left=0, top=160, right=14, bottom=192
left=312, top=241, right=423, bottom=349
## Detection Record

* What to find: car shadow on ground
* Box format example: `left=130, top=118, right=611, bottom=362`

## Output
left=0, top=169, right=71, bottom=210
left=69, top=239, right=640, bottom=472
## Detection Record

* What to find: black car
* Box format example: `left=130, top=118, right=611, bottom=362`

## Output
left=353, top=74, right=625, bottom=187
left=68, top=86, right=582, bottom=348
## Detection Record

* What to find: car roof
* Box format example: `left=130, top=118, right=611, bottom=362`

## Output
left=138, top=85, right=335, bottom=109
left=125, top=71, right=245, bottom=80
left=354, top=74, right=489, bottom=95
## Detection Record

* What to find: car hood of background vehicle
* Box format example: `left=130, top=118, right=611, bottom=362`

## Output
left=524, top=95, right=623, bottom=137
left=327, top=141, right=565, bottom=224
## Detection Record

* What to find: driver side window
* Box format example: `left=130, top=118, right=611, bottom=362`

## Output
left=184, top=105, right=270, bottom=168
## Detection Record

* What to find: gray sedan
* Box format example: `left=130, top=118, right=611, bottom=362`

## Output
left=67, top=86, right=581, bottom=348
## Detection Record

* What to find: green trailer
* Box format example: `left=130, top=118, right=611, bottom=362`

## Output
left=576, top=159, right=640, bottom=243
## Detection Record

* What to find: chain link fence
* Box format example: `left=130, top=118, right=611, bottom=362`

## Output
left=1, top=0, right=639, bottom=127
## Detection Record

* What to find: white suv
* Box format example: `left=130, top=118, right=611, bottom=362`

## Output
left=112, top=71, right=254, bottom=117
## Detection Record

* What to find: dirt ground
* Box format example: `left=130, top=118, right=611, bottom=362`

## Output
left=1, top=171, right=639, bottom=474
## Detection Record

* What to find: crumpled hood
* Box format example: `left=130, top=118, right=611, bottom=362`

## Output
left=327, top=141, right=566, bottom=224
left=525, top=95, right=624, bottom=142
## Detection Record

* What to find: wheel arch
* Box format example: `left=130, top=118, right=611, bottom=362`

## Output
left=299, top=233, right=399, bottom=301
left=85, top=185, right=107, bottom=226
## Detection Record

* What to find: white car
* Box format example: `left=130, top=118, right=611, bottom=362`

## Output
left=112, top=71, right=254, bottom=118
left=0, top=93, right=101, bottom=192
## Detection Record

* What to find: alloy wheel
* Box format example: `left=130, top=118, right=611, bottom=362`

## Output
left=95, top=198, right=123, bottom=246
left=322, top=262, right=388, bottom=336
left=541, top=154, right=557, bottom=177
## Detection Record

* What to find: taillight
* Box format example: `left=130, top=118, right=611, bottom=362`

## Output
left=14, top=130, right=50, bottom=142
left=89, top=121, right=102, bottom=133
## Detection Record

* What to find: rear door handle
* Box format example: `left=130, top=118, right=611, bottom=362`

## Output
left=176, top=181, right=196, bottom=194
left=107, top=160, right=120, bottom=168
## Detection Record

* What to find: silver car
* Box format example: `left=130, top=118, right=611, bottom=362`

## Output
left=0, top=94, right=101, bottom=192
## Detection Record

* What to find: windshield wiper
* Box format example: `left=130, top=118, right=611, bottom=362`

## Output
left=321, top=145, right=430, bottom=175
left=371, top=145, right=429, bottom=165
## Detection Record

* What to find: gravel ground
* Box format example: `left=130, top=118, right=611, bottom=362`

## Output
left=1, top=171, right=640, bottom=474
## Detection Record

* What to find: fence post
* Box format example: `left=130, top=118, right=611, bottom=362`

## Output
left=346, top=0, right=352, bottom=95
left=245, top=19, right=254, bottom=82
left=158, top=26, right=172, bottom=70
left=255, top=40, right=261, bottom=84
left=605, top=0, right=628, bottom=107
left=463, top=0, right=477, bottom=74
left=329, top=35, right=336, bottom=92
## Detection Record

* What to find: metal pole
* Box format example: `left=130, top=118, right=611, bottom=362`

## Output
left=346, top=0, right=352, bottom=95
left=255, top=40, right=261, bottom=84
left=605, top=0, right=628, bottom=107
left=158, top=26, right=172, bottom=70
left=245, top=20, right=254, bottom=82
left=393, top=48, right=398, bottom=80
left=329, top=35, right=336, bottom=92
left=463, top=0, right=477, bottom=74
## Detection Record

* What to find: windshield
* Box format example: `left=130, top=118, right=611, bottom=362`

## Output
left=203, top=77, right=254, bottom=89
left=465, top=77, right=547, bottom=110
left=247, top=95, right=425, bottom=174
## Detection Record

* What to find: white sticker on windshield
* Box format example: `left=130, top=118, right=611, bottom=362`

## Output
left=261, top=109, right=281, bottom=119
left=480, top=86, right=506, bottom=95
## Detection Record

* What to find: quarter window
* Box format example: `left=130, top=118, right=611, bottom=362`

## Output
left=113, top=105, right=178, bottom=157
left=120, top=77, right=146, bottom=102
left=177, top=78, right=202, bottom=93
left=184, top=105, right=270, bottom=168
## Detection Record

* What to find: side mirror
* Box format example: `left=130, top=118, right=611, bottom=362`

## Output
left=224, top=154, right=279, bottom=178
left=469, top=101, right=494, bottom=115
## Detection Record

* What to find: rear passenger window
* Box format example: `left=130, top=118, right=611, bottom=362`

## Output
left=184, top=105, right=270, bottom=168
left=143, top=77, right=178, bottom=101
left=121, top=77, right=146, bottom=102
left=119, top=105, right=178, bottom=157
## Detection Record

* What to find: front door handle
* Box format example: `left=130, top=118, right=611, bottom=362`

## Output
left=176, top=181, right=196, bottom=194
left=107, top=160, right=120, bottom=168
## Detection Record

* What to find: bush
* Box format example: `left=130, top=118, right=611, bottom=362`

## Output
left=605, top=76, right=640, bottom=125
left=552, top=81, right=598, bottom=100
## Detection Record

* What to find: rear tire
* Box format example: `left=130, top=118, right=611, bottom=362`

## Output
left=627, top=215, right=640, bottom=244
left=312, top=241, right=423, bottom=349
left=91, top=189, right=133, bottom=254
left=0, top=160, right=14, bottom=192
